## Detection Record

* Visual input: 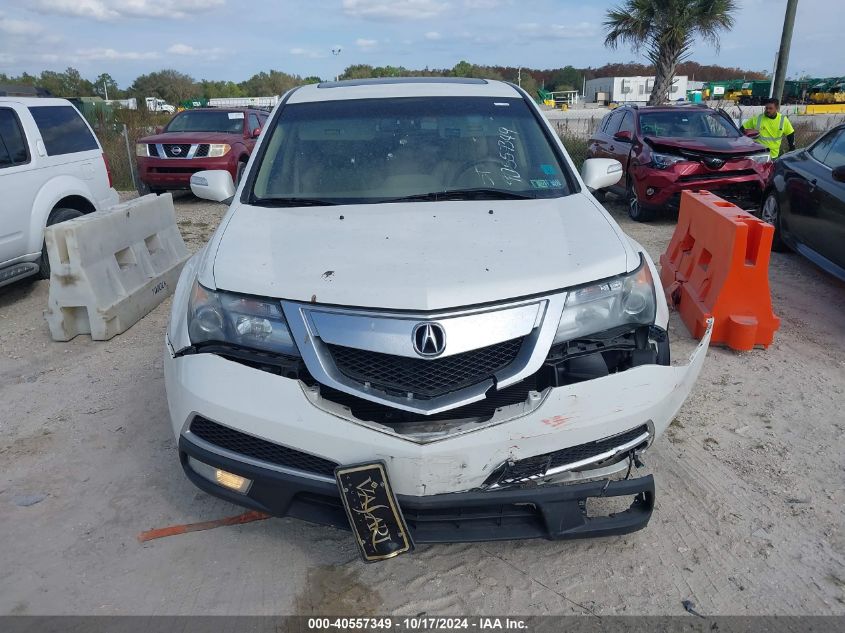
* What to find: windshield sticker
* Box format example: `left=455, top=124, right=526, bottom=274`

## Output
left=540, top=164, right=556, bottom=175
left=498, top=127, right=522, bottom=185
left=530, top=179, right=551, bottom=189
left=228, top=112, right=244, bottom=119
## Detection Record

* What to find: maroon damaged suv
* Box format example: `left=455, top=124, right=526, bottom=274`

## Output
left=588, top=104, right=773, bottom=221
left=136, top=108, right=268, bottom=194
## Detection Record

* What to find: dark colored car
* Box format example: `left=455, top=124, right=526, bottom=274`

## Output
left=762, top=123, right=845, bottom=280
left=136, top=108, right=268, bottom=193
left=588, top=104, right=773, bottom=221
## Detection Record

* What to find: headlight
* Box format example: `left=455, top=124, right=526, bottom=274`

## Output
left=650, top=152, right=686, bottom=170
left=135, top=143, right=148, bottom=157
left=187, top=281, right=299, bottom=356
left=552, top=256, right=657, bottom=345
left=207, top=143, right=231, bottom=157
left=749, top=152, right=771, bottom=164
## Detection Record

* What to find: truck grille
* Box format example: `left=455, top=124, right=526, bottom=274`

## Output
left=485, top=424, right=650, bottom=487
left=147, top=144, right=159, bottom=157
left=162, top=143, right=192, bottom=158
left=189, top=416, right=338, bottom=478
left=327, top=337, right=525, bottom=399
left=194, top=144, right=210, bottom=157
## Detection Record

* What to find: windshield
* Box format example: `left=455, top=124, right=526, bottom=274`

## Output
left=639, top=110, right=740, bottom=139
left=165, top=111, right=245, bottom=134
left=250, top=97, right=573, bottom=205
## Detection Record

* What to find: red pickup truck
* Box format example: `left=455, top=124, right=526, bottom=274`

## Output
left=136, top=108, right=268, bottom=194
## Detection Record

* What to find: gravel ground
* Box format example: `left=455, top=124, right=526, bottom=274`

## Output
left=1, top=191, right=844, bottom=616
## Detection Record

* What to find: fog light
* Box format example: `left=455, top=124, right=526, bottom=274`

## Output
left=646, top=187, right=656, bottom=197
left=188, top=456, right=252, bottom=494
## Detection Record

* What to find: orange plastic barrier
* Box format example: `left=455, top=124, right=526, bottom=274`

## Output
left=659, top=190, right=780, bottom=351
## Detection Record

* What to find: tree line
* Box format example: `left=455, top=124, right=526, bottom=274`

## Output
left=1, top=60, right=767, bottom=104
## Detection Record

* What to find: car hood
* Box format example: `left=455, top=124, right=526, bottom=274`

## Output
left=644, top=135, right=767, bottom=156
left=206, top=196, right=635, bottom=311
left=138, top=131, right=241, bottom=144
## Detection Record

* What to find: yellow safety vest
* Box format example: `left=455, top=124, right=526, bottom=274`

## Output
left=743, top=113, right=794, bottom=158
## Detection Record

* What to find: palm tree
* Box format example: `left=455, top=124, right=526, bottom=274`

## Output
left=604, top=0, right=737, bottom=105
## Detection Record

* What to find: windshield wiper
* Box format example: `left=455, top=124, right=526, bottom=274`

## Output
left=251, top=197, right=338, bottom=207
left=383, top=188, right=538, bottom=202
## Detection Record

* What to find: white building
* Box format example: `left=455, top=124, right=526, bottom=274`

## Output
left=584, top=75, right=689, bottom=104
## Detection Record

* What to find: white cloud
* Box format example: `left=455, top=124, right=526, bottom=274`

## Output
left=30, top=0, right=225, bottom=21
left=74, top=47, right=160, bottom=60
left=464, top=0, right=503, bottom=7
left=167, top=43, right=225, bottom=58
left=290, top=47, right=327, bottom=59
left=355, top=38, right=378, bottom=49
left=0, top=14, right=44, bottom=35
left=517, top=21, right=596, bottom=39
left=424, top=31, right=441, bottom=40
left=342, top=0, right=449, bottom=21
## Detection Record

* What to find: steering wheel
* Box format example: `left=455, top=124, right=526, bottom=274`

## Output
left=449, top=159, right=509, bottom=187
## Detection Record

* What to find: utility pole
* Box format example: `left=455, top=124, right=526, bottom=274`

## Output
left=103, top=80, right=109, bottom=101
left=772, top=0, right=798, bottom=102
left=517, top=67, right=522, bottom=88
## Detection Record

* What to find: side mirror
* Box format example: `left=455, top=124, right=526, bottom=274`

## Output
left=190, top=170, right=236, bottom=203
left=613, top=130, right=633, bottom=143
left=581, top=158, right=623, bottom=191
left=832, top=166, right=845, bottom=183
left=743, top=128, right=760, bottom=139
left=251, top=127, right=261, bottom=138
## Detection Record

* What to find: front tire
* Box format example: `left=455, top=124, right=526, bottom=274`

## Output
left=627, top=178, right=654, bottom=222
left=762, top=192, right=788, bottom=252
left=39, top=208, right=84, bottom=279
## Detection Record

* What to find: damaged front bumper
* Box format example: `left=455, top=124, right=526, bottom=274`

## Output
left=165, top=320, right=712, bottom=541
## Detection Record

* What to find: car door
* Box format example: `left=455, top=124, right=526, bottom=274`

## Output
left=0, top=105, right=38, bottom=265
left=589, top=110, right=622, bottom=160
left=782, top=130, right=840, bottom=259
left=611, top=110, right=636, bottom=183
left=809, top=128, right=845, bottom=270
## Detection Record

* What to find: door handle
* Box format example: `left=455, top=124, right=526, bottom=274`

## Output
left=809, top=178, right=817, bottom=191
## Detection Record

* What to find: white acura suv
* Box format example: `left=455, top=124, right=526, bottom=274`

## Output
left=165, top=78, right=712, bottom=561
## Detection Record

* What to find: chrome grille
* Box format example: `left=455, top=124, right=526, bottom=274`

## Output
left=162, top=143, right=191, bottom=158
left=194, top=144, right=210, bottom=157
left=147, top=144, right=159, bottom=157
left=327, top=337, right=524, bottom=399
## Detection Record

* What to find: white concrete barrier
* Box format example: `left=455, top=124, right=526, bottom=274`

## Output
left=44, top=193, right=190, bottom=341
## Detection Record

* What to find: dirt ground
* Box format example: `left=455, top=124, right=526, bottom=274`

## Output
left=1, top=191, right=844, bottom=616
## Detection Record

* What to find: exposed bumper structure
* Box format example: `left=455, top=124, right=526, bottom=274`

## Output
left=633, top=165, right=768, bottom=211
left=165, top=320, right=712, bottom=505
left=180, top=435, right=656, bottom=542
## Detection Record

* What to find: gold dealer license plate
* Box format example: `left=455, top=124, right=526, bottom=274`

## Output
left=335, top=462, right=414, bottom=562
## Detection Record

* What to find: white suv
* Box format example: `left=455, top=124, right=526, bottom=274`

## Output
left=165, top=78, right=712, bottom=561
left=0, top=97, right=118, bottom=288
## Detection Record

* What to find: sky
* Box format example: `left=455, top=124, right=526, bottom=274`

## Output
left=0, top=0, right=842, bottom=88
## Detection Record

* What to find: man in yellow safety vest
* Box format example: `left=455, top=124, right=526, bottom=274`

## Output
left=742, top=97, right=796, bottom=159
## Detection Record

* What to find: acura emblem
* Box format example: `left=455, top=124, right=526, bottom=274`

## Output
left=412, top=322, right=446, bottom=357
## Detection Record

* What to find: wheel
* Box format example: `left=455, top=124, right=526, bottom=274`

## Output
left=39, top=208, right=84, bottom=279
left=626, top=178, right=654, bottom=222
left=762, top=192, right=788, bottom=252
left=236, top=160, right=248, bottom=186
